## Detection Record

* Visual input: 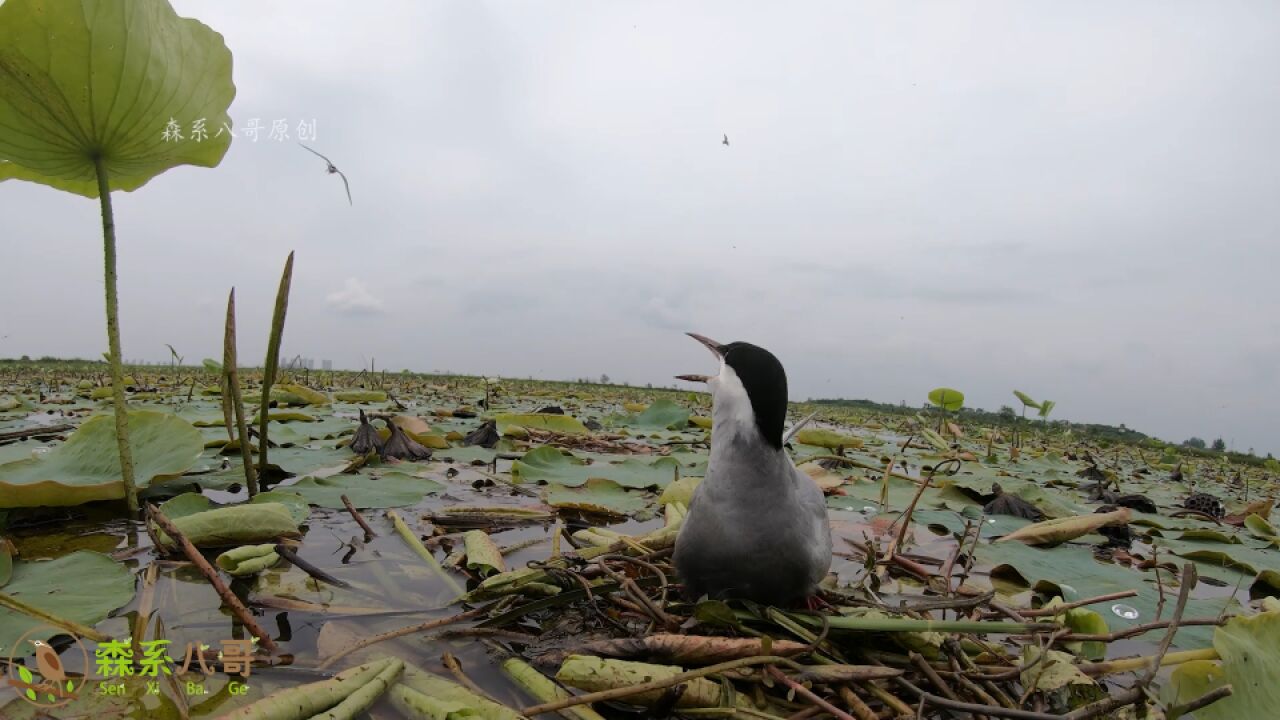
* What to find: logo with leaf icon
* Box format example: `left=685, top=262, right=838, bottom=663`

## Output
left=5, top=626, right=89, bottom=708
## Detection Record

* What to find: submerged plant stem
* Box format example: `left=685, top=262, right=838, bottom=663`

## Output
left=0, top=590, right=112, bottom=642
left=95, top=155, right=139, bottom=515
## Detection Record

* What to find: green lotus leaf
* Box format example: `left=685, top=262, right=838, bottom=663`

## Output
left=287, top=471, right=445, bottom=509
left=0, top=410, right=203, bottom=508
left=158, top=489, right=312, bottom=525
left=494, top=413, right=588, bottom=435
left=793, top=428, right=862, bottom=450
left=543, top=478, right=651, bottom=517
left=630, top=398, right=692, bottom=430
left=1245, top=513, right=1279, bottom=541
left=462, top=530, right=505, bottom=577
left=658, top=476, right=702, bottom=507
left=512, top=446, right=680, bottom=489
left=927, top=387, right=964, bottom=412
left=271, top=383, right=331, bottom=406
left=1013, top=390, right=1041, bottom=409
left=1164, top=599, right=1280, bottom=719
left=155, top=502, right=300, bottom=548
left=0, top=0, right=235, bottom=197
left=0, top=550, right=135, bottom=655
left=215, top=544, right=280, bottom=577
left=334, top=390, right=388, bottom=403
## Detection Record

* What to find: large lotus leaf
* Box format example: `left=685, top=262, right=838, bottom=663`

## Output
left=0, top=550, right=135, bottom=654
left=1013, top=390, right=1041, bottom=409
left=271, top=383, right=331, bottom=406
left=0, top=0, right=235, bottom=197
left=977, top=541, right=1228, bottom=649
left=0, top=410, right=204, bottom=507
left=937, top=475, right=1083, bottom=519
left=286, top=471, right=445, bottom=509
left=494, top=413, right=588, bottom=435
left=156, top=503, right=300, bottom=548
left=1164, top=599, right=1280, bottom=719
left=994, top=508, right=1130, bottom=546
left=158, top=489, right=311, bottom=525
left=630, top=399, right=691, bottom=430
left=794, top=428, right=863, bottom=450
left=542, top=478, right=652, bottom=517
left=927, top=388, right=964, bottom=412
left=512, top=446, right=680, bottom=489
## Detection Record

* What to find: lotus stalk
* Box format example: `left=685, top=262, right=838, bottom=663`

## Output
left=93, top=156, right=140, bottom=514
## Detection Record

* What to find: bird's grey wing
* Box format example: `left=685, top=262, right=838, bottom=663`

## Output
left=795, top=465, right=834, bottom=579
left=298, top=142, right=332, bottom=164
left=337, top=170, right=352, bottom=204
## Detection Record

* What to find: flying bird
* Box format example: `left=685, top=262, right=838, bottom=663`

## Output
left=672, top=333, right=832, bottom=606
left=722, top=134, right=730, bottom=146
left=299, top=143, right=352, bottom=205
left=30, top=639, right=67, bottom=685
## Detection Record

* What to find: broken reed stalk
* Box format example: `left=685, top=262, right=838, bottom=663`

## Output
left=1078, top=647, right=1217, bottom=677
left=836, top=685, right=878, bottom=720
left=257, top=251, right=295, bottom=474
left=0, top=590, right=112, bottom=642
left=146, top=504, right=279, bottom=654
left=882, top=473, right=933, bottom=562
left=273, top=543, right=351, bottom=588
left=341, top=494, right=377, bottom=539
left=793, top=612, right=1056, bottom=635
left=387, top=510, right=466, bottom=596
left=95, top=155, right=139, bottom=515
left=1013, top=590, right=1137, bottom=617
left=782, top=411, right=819, bottom=445
left=1166, top=686, right=1233, bottom=716
left=765, top=665, right=856, bottom=720
left=442, top=652, right=501, bottom=704
left=224, top=288, right=258, bottom=495
left=316, top=606, right=488, bottom=670
left=520, top=655, right=817, bottom=716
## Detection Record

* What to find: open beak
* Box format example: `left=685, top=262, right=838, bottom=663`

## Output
left=675, top=332, right=724, bottom=383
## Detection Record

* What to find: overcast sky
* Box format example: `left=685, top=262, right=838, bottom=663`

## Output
left=2, top=1, right=1277, bottom=454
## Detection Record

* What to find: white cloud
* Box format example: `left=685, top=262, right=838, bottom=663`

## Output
left=325, top=278, right=385, bottom=315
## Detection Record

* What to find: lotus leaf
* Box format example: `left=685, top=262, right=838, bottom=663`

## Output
left=0, top=410, right=203, bottom=508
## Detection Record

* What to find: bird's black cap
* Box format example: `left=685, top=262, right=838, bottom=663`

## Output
left=678, top=333, right=788, bottom=449
left=721, top=341, right=787, bottom=448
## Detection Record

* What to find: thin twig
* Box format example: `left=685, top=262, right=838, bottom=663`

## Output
left=782, top=411, right=820, bottom=445
left=520, top=655, right=809, bottom=716
left=1166, top=685, right=1233, bottom=716
left=316, top=605, right=487, bottom=670
left=442, top=651, right=501, bottom=703
left=766, top=666, right=856, bottom=720
left=146, top=504, right=278, bottom=653
left=836, top=685, right=878, bottom=720
left=340, top=494, right=377, bottom=539
left=274, top=543, right=352, bottom=588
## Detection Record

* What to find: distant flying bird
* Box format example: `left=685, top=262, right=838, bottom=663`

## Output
left=299, top=143, right=352, bottom=205
left=30, top=639, right=66, bottom=685
left=722, top=134, right=730, bottom=146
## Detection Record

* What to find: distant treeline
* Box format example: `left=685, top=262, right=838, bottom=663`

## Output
left=805, top=397, right=1272, bottom=468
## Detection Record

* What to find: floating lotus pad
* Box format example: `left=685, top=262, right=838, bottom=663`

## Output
left=0, top=411, right=204, bottom=508
left=0, top=551, right=136, bottom=654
